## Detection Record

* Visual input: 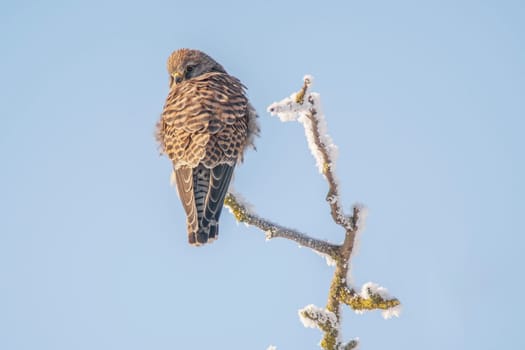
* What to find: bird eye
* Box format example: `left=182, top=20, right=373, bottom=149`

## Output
left=186, top=66, right=194, bottom=72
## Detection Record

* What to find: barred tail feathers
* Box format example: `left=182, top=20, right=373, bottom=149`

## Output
left=174, top=167, right=198, bottom=245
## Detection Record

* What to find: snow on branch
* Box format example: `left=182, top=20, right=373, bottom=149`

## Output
left=268, top=76, right=352, bottom=232
left=225, top=76, right=400, bottom=350
left=268, top=76, right=337, bottom=178
left=299, top=304, right=338, bottom=330
left=339, top=283, right=401, bottom=319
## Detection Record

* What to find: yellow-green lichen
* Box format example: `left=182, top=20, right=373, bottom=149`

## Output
left=224, top=194, right=247, bottom=222
left=340, top=287, right=400, bottom=311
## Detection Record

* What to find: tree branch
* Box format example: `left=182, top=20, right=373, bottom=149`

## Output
left=339, top=285, right=401, bottom=313
left=303, top=102, right=354, bottom=232
left=224, top=193, right=339, bottom=258
left=225, top=76, right=400, bottom=349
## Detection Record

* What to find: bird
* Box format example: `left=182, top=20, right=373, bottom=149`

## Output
left=156, top=49, right=259, bottom=246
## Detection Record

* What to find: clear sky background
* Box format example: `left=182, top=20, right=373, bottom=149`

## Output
left=1, top=0, right=523, bottom=349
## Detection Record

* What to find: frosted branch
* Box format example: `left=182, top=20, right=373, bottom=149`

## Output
left=299, top=304, right=338, bottom=330
left=224, top=193, right=339, bottom=258
left=224, top=76, right=400, bottom=350
left=268, top=76, right=352, bottom=232
left=338, top=283, right=401, bottom=319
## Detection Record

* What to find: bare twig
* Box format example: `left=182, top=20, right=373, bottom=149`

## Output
left=224, top=193, right=339, bottom=257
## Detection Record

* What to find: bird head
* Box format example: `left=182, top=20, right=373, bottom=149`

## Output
left=166, top=49, right=226, bottom=88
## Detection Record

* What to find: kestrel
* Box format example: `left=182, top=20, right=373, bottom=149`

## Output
left=156, top=49, right=258, bottom=246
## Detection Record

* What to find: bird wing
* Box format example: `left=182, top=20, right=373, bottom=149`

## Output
left=201, top=163, right=234, bottom=229
left=173, top=166, right=198, bottom=234
left=157, top=72, right=250, bottom=169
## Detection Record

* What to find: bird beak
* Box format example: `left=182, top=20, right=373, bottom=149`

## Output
left=172, top=72, right=183, bottom=85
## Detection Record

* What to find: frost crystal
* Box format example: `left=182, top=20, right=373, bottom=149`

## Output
left=226, top=186, right=256, bottom=216
left=349, top=205, right=368, bottom=259
left=381, top=304, right=402, bottom=319
left=314, top=250, right=337, bottom=266
left=355, top=205, right=368, bottom=233
left=356, top=282, right=402, bottom=319
left=298, top=304, right=338, bottom=329
left=360, top=282, right=390, bottom=299
left=303, top=74, right=314, bottom=85
left=267, top=92, right=308, bottom=122
left=267, top=75, right=339, bottom=178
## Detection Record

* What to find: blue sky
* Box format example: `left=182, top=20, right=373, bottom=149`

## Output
left=1, top=0, right=523, bottom=349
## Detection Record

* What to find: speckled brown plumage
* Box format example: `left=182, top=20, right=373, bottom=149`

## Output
left=156, top=49, right=258, bottom=246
